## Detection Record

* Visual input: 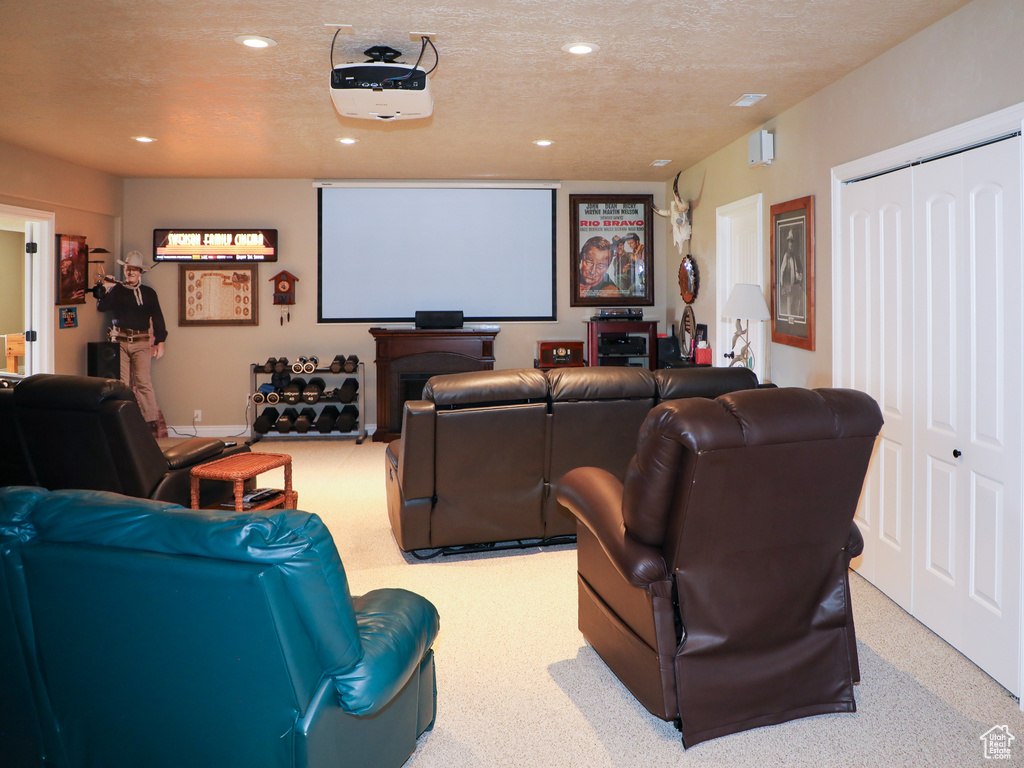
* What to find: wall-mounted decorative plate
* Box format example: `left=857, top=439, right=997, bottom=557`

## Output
left=678, top=254, right=699, bottom=304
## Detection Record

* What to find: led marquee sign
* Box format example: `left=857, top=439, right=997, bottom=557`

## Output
left=153, top=228, right=278, bottom=262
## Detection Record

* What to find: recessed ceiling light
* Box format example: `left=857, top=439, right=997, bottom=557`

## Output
left=533, top=140, right=555, bottom=147
left=234, top=35, right=277, bottom=49
left=561, top=42, right=599, bottom=55
left=132, top=136, right=156, bottom=143
left=650, top=159, right=672, bottom=167
left=337, top=138, right=359, bottom=145
left=731, top=93, right=767, bottom=107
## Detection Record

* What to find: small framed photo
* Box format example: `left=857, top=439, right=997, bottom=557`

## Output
left=770, top=196, right=815, bottom=350
left=570, top=194, right=654, bottom=307
left=59, top=306, right=78, bottom=329
left=178, top=265, right=258, bottom=326
left=56, top=234, right=88, bottom=305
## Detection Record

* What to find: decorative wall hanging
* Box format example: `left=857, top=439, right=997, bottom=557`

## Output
left=569, top=194, right=654, bottom=307
left=678, top=254, right=699, bottom=304
left=178, top=265, right=258, bottom=326
left=769, top=195, right=815, bottom=350
left=653, top=171, right=691, bottom=255
left=56, top=234, right=88, bottom=305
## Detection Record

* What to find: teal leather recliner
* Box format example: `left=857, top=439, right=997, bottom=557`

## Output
left=0, top=486, right=439, bottom=768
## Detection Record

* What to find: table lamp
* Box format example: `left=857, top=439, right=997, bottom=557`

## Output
left=723, top=283, right=770, bottom=372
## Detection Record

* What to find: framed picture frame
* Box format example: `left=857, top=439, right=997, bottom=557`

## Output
left=178, top=265, right=258, bottom=326
left=56, top=234, right=88, bottom=305
left=58, top=307, right=78, bottom=329
left=569, top=194, right=654, bottom=307
left=770, top=195, right=815, bottom=350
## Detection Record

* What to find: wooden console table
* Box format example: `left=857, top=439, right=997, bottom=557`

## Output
left=190, top=452, right=297, bottom=512
left=370, top=327, right=499, bottom=442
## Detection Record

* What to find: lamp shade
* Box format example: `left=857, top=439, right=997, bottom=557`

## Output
left=723, top=283, right=770, bottom=321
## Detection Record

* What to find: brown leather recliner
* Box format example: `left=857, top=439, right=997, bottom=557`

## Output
left=556, top=387, right=882, bottom=748
left=11, top=374, right=251, bottom=508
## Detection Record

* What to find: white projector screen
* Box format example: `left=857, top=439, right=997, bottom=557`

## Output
left=318, top=185, right=557, bottom=322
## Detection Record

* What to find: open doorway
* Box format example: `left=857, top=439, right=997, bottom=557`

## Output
left=715, top=194, right=767, bottom=382
left=0, top=204, right=55, bottom=377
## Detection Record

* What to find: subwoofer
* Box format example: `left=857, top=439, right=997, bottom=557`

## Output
left=87, top=342, right=120, bottom=379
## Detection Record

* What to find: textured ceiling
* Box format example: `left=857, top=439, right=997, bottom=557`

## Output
left=0, top=0, right=969, bottom=181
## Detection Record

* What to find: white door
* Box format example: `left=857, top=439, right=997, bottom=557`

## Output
left=715, top=194, right=767, bottom=380
left=911, top=139, right=1022, bottom=693
left=836, top=166, right=915, bottom=611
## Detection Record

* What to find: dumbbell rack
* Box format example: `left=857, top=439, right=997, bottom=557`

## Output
left=248, top=361, right=366, bottom=444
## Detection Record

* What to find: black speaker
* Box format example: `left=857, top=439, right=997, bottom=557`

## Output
left=415, top=310, right=464, bottom=329
left=87, top=342, right=120, bottom=379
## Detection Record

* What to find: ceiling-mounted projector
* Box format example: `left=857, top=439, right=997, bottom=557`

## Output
left=330, top=45, right=433, bottom=121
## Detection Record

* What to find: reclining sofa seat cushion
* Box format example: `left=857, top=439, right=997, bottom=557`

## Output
left=1, top=487, right=440, bottom=768
left=0, top=387, right=34, bottom=487
left=652, top=365, right=759, bottom=402
left=421, top=368, right=550, bottom=548
left=561, top=387, right=882, bottom=747
left=544, top=367, right=657, bottom=536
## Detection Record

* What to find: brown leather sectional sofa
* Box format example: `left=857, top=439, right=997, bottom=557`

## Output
left=384, top=366, right=760, bottom=553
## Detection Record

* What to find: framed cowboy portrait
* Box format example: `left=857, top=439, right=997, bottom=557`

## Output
left=769, top=195, right=815, bottom=351
left=570, top=194, right=654, bottom=307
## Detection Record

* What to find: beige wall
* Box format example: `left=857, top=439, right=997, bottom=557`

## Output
left=123, top=179, right=667, bottom=430
left=670, top=0, right=1024, bottom=387
left=0, top=230, right=25, bottom=337
left=0, top=140, right=123, bottom=375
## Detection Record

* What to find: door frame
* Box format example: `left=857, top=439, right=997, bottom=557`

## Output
left=832, top=99, right=1024, bottom=706
left=0, top=203, right=55, bottom=375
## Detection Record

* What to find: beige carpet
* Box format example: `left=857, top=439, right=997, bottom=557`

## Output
left=251, top=438, right=1024, bottom=767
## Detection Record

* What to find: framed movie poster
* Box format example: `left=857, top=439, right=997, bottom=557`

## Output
left=178, top=265, right=258, bottom=326
left=769, top=196, right=815, bottom=351
left=56, top=234, right=88, bottom=305
left=570, top=194, right=654, bottom=307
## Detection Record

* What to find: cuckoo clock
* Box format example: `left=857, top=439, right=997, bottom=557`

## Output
left=270, top=270, right=298, bottom=324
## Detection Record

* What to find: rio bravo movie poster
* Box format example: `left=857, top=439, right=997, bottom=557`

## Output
left=571, top=195, right=653, bottom=307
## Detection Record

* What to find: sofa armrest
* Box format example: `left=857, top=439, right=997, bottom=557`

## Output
left=397, top=401, right=436, bottom=501
left=556, top=467, right=669, bottom=588
left=846, top=521, right=865, bottom=559
left=150, top=443, right=251, bottom=508
left=161, top=438, right=227, bottom=470
left=332, top=588, right=440, bottom=716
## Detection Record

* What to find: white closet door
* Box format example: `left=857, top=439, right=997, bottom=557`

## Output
left=837, top=167, right=915, bottom=611
left=911, top=138, right=1022, bottom=693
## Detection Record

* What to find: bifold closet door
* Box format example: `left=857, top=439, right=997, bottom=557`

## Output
left=911, top=138, right=1022, bottom=694
left=837, top=166, right=915, bottom=612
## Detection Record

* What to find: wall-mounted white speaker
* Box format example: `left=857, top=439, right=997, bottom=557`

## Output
left=748, top=130, right=775, bottom=167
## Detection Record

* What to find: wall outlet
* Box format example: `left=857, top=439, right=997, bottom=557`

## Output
left=193, top=409, right=202, bottom=423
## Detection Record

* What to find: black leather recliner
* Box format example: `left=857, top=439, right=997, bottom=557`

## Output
left=11, top=374, right=250, bottom=508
